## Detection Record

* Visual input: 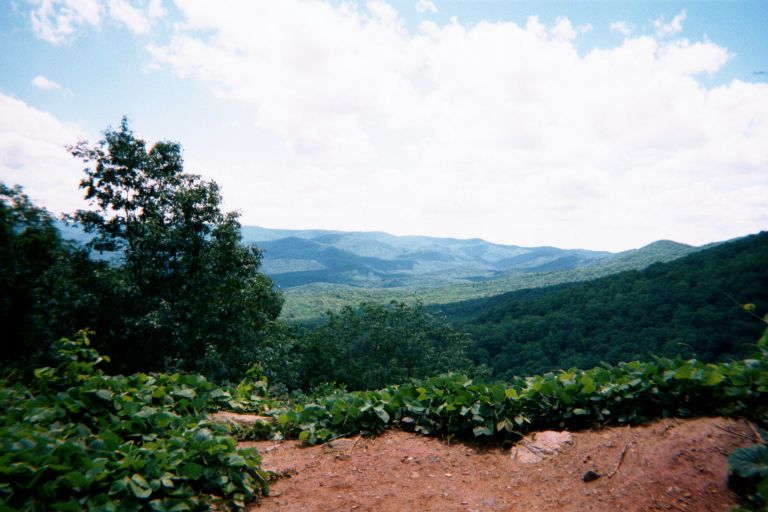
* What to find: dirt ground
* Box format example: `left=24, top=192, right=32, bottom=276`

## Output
left=242, top=417, right=757, bottom=512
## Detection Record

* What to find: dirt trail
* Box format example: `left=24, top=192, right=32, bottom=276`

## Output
left=243, top=417, right=756, bottom=512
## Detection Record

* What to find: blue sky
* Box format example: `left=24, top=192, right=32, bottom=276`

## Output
left=1, top=1, right=767, bottom=251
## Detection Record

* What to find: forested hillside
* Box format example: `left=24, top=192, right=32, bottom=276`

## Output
left=60, top=222, right=700, bottom=322
left=280, top=239, right=699, bottom=321
left=438, top=232, right=768, bottom=378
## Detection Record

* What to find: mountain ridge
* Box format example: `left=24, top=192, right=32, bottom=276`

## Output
left=245, top=226, right=622, bottom=289
left=437, top=231, right=768, bottom=378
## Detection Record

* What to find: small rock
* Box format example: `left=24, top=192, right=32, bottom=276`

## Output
left=327, top=438, right=356, bottom=451
left=513, top=431, right=574, bottom=463
left=582, top=470, right=601, bottom=483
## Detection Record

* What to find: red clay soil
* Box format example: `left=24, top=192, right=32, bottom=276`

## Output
left=243, top=417, right=757, bottom=512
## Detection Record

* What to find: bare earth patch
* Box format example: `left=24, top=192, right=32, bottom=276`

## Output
left=242, top=417, right=756, bottom=512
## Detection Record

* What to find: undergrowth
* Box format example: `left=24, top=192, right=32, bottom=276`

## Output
left=267, top=346, right=767, bottom=445
left=2, top=325, right=766, bottom=510
left=0, top=331, right=270, bottom=512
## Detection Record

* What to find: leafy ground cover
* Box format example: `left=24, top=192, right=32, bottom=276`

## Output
left=0, top=332, right=271, bottom=511
left=728, top=424, right=768, bottom=510
left=269, top=347, right=767, bottom=446
left=260, top=325, right=768, bottom=508
left=2, top=328, right=766, bottom=510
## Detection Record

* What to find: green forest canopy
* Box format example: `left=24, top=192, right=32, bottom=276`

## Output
left=439, top=232, right=768, bottom=379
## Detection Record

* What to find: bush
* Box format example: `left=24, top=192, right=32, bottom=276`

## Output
left=0, top=332, right=270, bottom=511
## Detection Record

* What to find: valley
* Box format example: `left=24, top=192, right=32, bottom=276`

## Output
left=243, top=226, right=702, bottom=322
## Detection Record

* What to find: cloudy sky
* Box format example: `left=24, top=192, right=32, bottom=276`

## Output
left=1, top=1, right=766, bottom=251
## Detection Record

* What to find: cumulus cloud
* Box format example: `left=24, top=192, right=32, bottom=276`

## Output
left=653, top=10, right=686, bottom=38
left=16, top=1, right=768, bottom=249
left=29, top=0, right=103, bottom=44
left=0, top=93, right=88, bottom=215
left=108, top=0, right=150, bottom=33
left=414, top=0, right=437, bottom=14
left=147, top=0, right=165, bottom=19
left=610, top=21, right=631, bottom=36
left=28, top=0, right=165, bottom=42
left=31, top=75, right=63, bottom=90
left=143, top=1, right=768, bottom=250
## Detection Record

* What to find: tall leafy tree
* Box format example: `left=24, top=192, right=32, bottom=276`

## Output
left=69, top=118, right=283, bottom=380
left=0, top=183, right=112, bottom=374
left=299, top=301, right=473, bottom=390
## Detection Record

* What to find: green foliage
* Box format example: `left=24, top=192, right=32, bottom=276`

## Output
left=0, top=183, right=113, bottom=373
left=295, top=301, right=474, bottom=390
left=727, top=313, right=768, bottom=511
left=256, top=347, right=768, bottom=445
left=442, top=232, right=768, bottom=378
left=67, top=118, right=283, bottom=380
left=0, top=332, right=270, bottom=511
left=729, top=438, right=768, bottom=511
left=278, top=239, right=697, bottom=323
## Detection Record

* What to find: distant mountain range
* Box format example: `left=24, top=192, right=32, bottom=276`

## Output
left=57, top=222, right=706, bottom=321
left=242, top=226, right=680, bottom=289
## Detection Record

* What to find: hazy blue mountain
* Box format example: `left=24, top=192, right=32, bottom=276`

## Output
left=55, top=222, right=701, bottom=321
left=245, top=226, right=614, bottom=289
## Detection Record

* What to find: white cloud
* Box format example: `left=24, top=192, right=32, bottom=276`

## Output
left=0, top=93, right=88, bottom=215
left=610, top=21, right=631, bottom=36
left=29, top=0, right=103, bottom=44
left=653, top=10, right=686, bottom=38
left=28, top=0, right=164, bottom=42
left=551, top=16, right=577, bottom=42
left=108, top=0, right=150, bottom=33
left=31, top=75, right=63, bottom=90
left=414, top=0, right=437, bottom=14
left=147, top=0, right=165, bottom=19
left=143, top=1, right=768, bottom=250
left=15, top=1, right=768, bottom=250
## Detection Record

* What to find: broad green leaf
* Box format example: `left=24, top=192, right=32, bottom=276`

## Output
left=579, top=376, right=596, bottom=395
left=473, top=425, right=493, bottom=436
left=373, top=407, right=390, bottom=424
left=180, top=463, right=203, bottom=480
left=128, top=480, right=152, bottom=499
left=95, top=389, right=114, bottom=401
left=704, top=371, right=724, bottom=386
left=729, top=445, right=768, bottom=478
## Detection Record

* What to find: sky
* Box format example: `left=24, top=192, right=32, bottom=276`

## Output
left=1, top=1, right=767, bottom=251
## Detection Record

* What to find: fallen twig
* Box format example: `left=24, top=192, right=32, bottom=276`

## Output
left=747, top=420, right=763, bottom=443
left=714, top=424, right=759, bottom=443
left=346, top=434, right=362, bottom=455
left=607, top=425, right=631, bottom=478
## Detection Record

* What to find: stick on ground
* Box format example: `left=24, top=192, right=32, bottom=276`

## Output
left=608, top=425, right=631, bottom=478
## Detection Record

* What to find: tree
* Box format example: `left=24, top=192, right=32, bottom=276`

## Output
left=69, top=118, right=283, bottom=380
left=0, top=183, right=110, bottom=374
left=298, top=301, right=473, bottom=390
